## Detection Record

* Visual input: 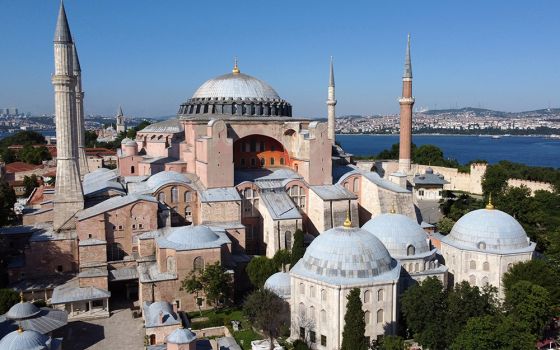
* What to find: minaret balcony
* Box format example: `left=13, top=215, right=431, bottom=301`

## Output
left=399, top=97, right=415, bottom=104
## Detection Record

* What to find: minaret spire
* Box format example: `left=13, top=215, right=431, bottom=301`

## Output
left=327, top=56, right=337, bottom=145
left=398, top=34, right=415, bottom=173
left=52, top=0, right=84, bottom=231
left=232, top=57, right=240, bottom=74
left=73, top=43, right=89, bottom=175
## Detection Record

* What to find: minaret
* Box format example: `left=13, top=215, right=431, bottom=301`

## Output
left=327, top=57, right=337, bottom=144
left=52, top=1, right=84, bottom=231
left=116, top=106, right=126, bottom=134
left=73, top=43, right=89, bottom=175
left=398, top=34, right=415, bottom=173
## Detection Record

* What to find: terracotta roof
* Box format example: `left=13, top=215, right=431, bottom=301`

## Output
left=5, top=162, right=42, bottom=173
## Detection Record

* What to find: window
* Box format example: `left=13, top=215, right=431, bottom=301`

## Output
left=270, top=157, right=275, bottom=166
left=364, top=311, right=370, bottom=325
left=469, top=274, right=476, bottom=285
left=139, top=223, right=144, bottom=229
left=321, top=309, right=326, bottom=322
left=251, top=158, right=256, bottom=166
left=175, top=300, right=180, bottom=310
left=130, top=166, right=135, bottom=174
left=158, top=192, right=165, bottom=202
left=118, top=225, right=123, bottom=230
left=193, top=256, right=204, bottom=271
left=353, top=178, right=359, bottom=192
left=419, top=190, right=424, bottom=196
left=299, top=327, right=305, bottom=339
left=483, top=261, right=490, bottom=271
left=260, top=158, right=265, bottom=166
left=481, top=276, right=489, bottom=286
left=88, top=234, right=92, bottom=239
left=478, top=241, right=486, bottom=250
left=171, top=187, right=178, bottom=202
left=280, top=157, right=284, bottom=165
left=364, top=290, right=371, bottom=303
left=309, top=285, right=315, bottom=298
left=321, top=289, right=326, bottom=301
left=240, top=158, right=245, bottom=166
left=321, top=335, right=327, bottom=347
left=470, top=260, right=476, bottom=270
left=57, top=265, right=63, bottom=272
left=298, top=303, right=305, bottom=318
left=377, top=309, right=384, bottom=323
left=309, top=306, right=315, bottom=321
left=299, top=283, right=305, bottom=295
left=407, top=245, right=415, bottom=256
left=377, top=289, right=384, bottom=302
left=309, top=331, right=316, bottom=343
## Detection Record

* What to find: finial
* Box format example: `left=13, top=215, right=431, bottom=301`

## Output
left=486, top=193, right=494, bottom=210
left=232, top=57, right=240, bottom=74
left=19, top=291, right=24, bottom=303
left=329, top=56, right=335, bottom=87
left=17, top=326, right=23, bottom=333
left=343, top=208, right=352, bottom=228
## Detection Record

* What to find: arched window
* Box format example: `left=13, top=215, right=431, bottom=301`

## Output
left=309, top=306, right=315, bottom=321
left=377, top=289, right=384, bottom=302
left=130, top=166, right=135, bottom=174
left=166, top=256, right=176, bottom=273
left=299, top=283, right=305, bottom=295
left=158, top=192, right=165, bottom=202
left=415, top=262, right=419, bottom=271
left=185, top=206, right=192, bottom=225
left=507, top=263, right=513, bottom=271
left=171, top=187, right=178, bottom=203
left=364, top=311, right=371, bottom=325
left=270, top=157, right=275, bottom=166
left=298, top=302, right=305, bottom=318
left=364, top=290, right=371, bottom=303
left=478, top=241, right=486, bottom=250
left=184, top=191, right=192, bottom=202
left=407, top=245, right=415, bottom=256
left=320, top=309, right=326, bottom=322
left=280, top=157, right=284, bottom=165
left=285, top=231, right=292, bottom=249
left=321, top=289, right=326, bottom=301
left=309, top=285, right=315, bottom=298
left=240, top=158, right=246, bottom=166
left=149, top=334, right=156, bottom=345
left=470, top=260, right=476, bottom=270
left=469, top=274, right=476, bottom=285
left=481, top=276, right=489, bottom=286
left=193, top=256, right=204, bottom=271
left=353, top=178, right=359, bottom=192
left=483, top=262, right=490, bottom=271
left=376, top=309, right=384, bottom=323
left=260, top=158, right=265, bottom=166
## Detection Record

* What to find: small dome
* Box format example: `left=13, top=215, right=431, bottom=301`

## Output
left=125, top=140, right=137, bottom=147
left=6, top=302, right=41, bottom=320
left=264, top=272, right=291, bottom=299
left=120, top=137, right=132, bottom=144
left=425, top=167, right=433, bottom=174
left=0, top=329, right=49, bottom=350
left=291, top=226, right=399, bottom=285
left=446, top=208, right=532, bottom=252
left=192, top=72, right=280, bottom=100
left=166, top=328, right=197, bottom=344
left=166, top=226, right=219, bottom=245
left=140, top=119, right=183, bottom=134
left=362, top=213, right=430, bottom=258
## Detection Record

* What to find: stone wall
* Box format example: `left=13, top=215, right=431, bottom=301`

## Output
left=200, top=201, right=240, bottom=224
left=507, top=178, right=554, bottom=195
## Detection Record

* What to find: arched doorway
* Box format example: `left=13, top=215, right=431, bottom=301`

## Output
left=233, top=135, right=291, bottom=169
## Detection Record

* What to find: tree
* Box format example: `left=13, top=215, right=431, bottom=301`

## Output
left=0, top=289, right=20, bottom=314
left=504, top=281, right=552, bottom=337
left=502, top=259, right=560, bottom=307
left=199, top=262, right=231, bottom=309
left=290, top=229, right=305, bottom=267
left=180, top=271, right=203, bottom=315
left=341, top=288, right=366, bottom=350
left=436, top=217, right=455, bottom=234
left=246, top=256, right=277, bottom=289
left=243, top=288, right=290, bottom=350
left=18, top=145, right=51, bottom=164
left=272, top=249, right=291, bottom=272
left=0, top=131, right=46, bottom=148
left=482, top=163, right=510, bottom=196
left=372, top=335, right=405, bottom=350
left=375, top=142, right=417, bottom=160
left=0, top=148, right=16, bottom=163
left=0, top=179, right=16, bottom=226
left=23, top=174, right=38, bottom=197
left=84, top=130, right=99, bottom=148
left=401, top=277, right=447, bottom=350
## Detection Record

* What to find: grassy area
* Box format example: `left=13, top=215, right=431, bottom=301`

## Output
left=187, top=307, right=261, bottom=350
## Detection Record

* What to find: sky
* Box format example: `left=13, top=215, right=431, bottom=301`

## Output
left=1, top=0, right=559, bottom=119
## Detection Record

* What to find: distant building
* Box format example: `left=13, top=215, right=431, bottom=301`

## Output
left=412, top=167, right=449, bottom=200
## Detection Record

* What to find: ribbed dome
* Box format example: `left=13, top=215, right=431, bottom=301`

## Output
left=167, top=226, right=219, bottom=245
left=362, top=213, right=430, bottom=258
left=291, top=226, right=399, bottom=285
left=192, top=72, right=280, bottom=100
left=446, top=208, right=531, bottom=252
left=166, top=328, right=197, bottom=344
left=0, top=329, right=49, bottom=350
left=264, top=272, right=291, bottom=299
left=6, top=302, right=41, bottom=320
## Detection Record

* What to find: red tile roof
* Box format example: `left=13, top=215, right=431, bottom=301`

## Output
left=5, top=162, right=42, bottom=173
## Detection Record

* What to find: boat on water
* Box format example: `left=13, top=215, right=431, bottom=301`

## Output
left=491, top=135, right=501, bottom=139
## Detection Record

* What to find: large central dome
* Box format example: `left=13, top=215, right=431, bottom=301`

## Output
left=192, top=72, right=281, bottom=100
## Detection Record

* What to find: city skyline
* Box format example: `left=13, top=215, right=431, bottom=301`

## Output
left=1, top=0, right=559, bottom=118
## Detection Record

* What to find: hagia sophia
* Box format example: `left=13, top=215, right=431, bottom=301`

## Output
left=0, top=3, right=536, bottom=350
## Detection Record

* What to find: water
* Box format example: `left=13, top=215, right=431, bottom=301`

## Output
left=0, top=130, right=56, bottom=140
left=336, top=134, right=560, bottom=169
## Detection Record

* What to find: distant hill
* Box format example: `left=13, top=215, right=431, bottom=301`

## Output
left=422, top=107, right=560, bottom=117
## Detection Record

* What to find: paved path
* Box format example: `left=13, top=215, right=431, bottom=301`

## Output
left=62, top=308, right=144, bottom=350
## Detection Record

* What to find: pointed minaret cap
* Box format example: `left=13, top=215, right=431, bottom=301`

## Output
left=72, top=44, right=81, bottom=72
left=54, top=0, right=73, bottom=43
left=117, top=106, right=124, bottom=117
left=403, top=34, right=412, bottom=79
left=329, top=56, right=335, bottom=87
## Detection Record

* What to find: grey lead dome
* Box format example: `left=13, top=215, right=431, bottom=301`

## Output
left=193, top=72, right=280, bottom=100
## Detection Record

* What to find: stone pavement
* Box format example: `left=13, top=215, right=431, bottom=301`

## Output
left=60, top=308, right=144, bottom=350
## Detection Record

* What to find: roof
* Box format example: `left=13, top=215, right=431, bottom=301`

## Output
left=192, top=72, right=280, bottom=100
left=310, top=184, right=357, bottom=201
left=166, top=328, right=196, bottom=344
left=142, top=301, right=180, bottom=328
left=109, top=267, right=138, bottom=281
left=200, top=187, right=241, bottom=203
left=6, top=302, right=41, bottom=320
left=137, top=260, right=177, bottom=283
left=0, top=329, right=50, bottom=350
left=128, top=171, right=192, bottom=195
left=5, top=162, right=42, bottom=173
left=413, top=171, right=449, bottom=186
left=156, top=225, right=231, bottom=251
left=51, top=279, right=110, bottom=304
left=77, top=194, right=157, bottom=221
left=5, top=307, right=68, bottom=335
left=139, top=119, right=183, bottom=134
left=260, top=190, right=301, bottom=220
left=337, top=169, right=410, bottom=194
left=264, top=272, right=291, bottom=299
left=234, top=168, right=302, bottom=184
left=54, top=1, right=72, bottom=43
left=403, top=34, right=412, bottom=79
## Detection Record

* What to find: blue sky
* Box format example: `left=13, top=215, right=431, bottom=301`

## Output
left=1, top=0, right=559, bottom=118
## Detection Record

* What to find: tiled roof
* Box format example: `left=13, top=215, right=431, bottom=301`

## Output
left=260, top=190, right=301, bottom=220
left=310, top=184, right=357, bottom=201
left=200, top=187, right=241, bottom=203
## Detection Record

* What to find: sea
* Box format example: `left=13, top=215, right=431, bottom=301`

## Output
left=336, top=134, right=560, bottom=169
left=1, top=131, right=558, bottom=169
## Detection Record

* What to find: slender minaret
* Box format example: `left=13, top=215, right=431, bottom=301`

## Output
left=398, top=34, right=415, bottom=173
left=327, top=57, right=337, bottom=144
left=52, top=1, right=84, bottom=231
left=116, top=106, right=126, bottom=134
left=73, top=44, right=89, bottom=175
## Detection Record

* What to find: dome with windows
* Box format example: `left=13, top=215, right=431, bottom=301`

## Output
left=362, top=213, right=431, bottom=258
left=178, top=65, right=292, bottom=118
left=290, top=226, right=400, bottom=285
left=264, top=272, right=291, bottom=299
left=443, top=208, right=535, bottom=253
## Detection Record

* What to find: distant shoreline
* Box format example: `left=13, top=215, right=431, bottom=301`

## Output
left=336, top=133, right=560, bottom=139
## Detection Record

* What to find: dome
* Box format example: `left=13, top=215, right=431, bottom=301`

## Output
left=146, top=171, right=190, bottom=190
left=166, top=327, right=197, bottom=344
left=445, top=208, right=532, bottom=252
left=290, top=226, right=399, bottom=285
left=425, top=167, right=433, bottom=174
left=125, top=140, right=137, bottom=147
left=120, top=137, right=132, bottom=144
left=166, top=225, right=219, bottom=245
left=140, top=119, right=183, bottom=134
left=362, top=213, right=431, bottom=258
left=264, top=272, right=291, bottom=299
left=6, top=302, right=41, bottom=320
left=192, top=72, right=280, bottom=100
left=0, top=329, right=50, bottom=350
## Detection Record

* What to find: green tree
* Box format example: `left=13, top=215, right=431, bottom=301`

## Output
left=482, top=164, right=510, bottom=196
left=504, top=281, right=552, bottom=337
left=292, top=340, right=310, bottom=350
left=199, top=262, right=231, bottom=309
left=18, top=145, right=51, bottom=164
left=0, top=179, right=16, bottom=226
left=290, top=229, right=305, bottom=267
left=341, top=288, right=366, bottom=350
left=375, top=335, right=405, bottom=350
left=375, top=142, right=417, bottom=160
left=0, top=148, right=16, bottom=163
left=243, top=288, right=290, bottom=350
left=0, top=131, right=46, bottom=148
left=180, top=271, right=203, bottom=315
left=272, top=249, right=291, bottom=272
left=401, top=277, right=447, bottom=350
left=246, top=256, right=277, bottom=289
left=0, top=289, right=20, bottom=314
left=84, top=130, right=99, bottom=148
left=502, top=259, right=560, bottom=307
left=23, top=174, right=38, bottom=197
left=436, top=217, right=455, bottom=234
